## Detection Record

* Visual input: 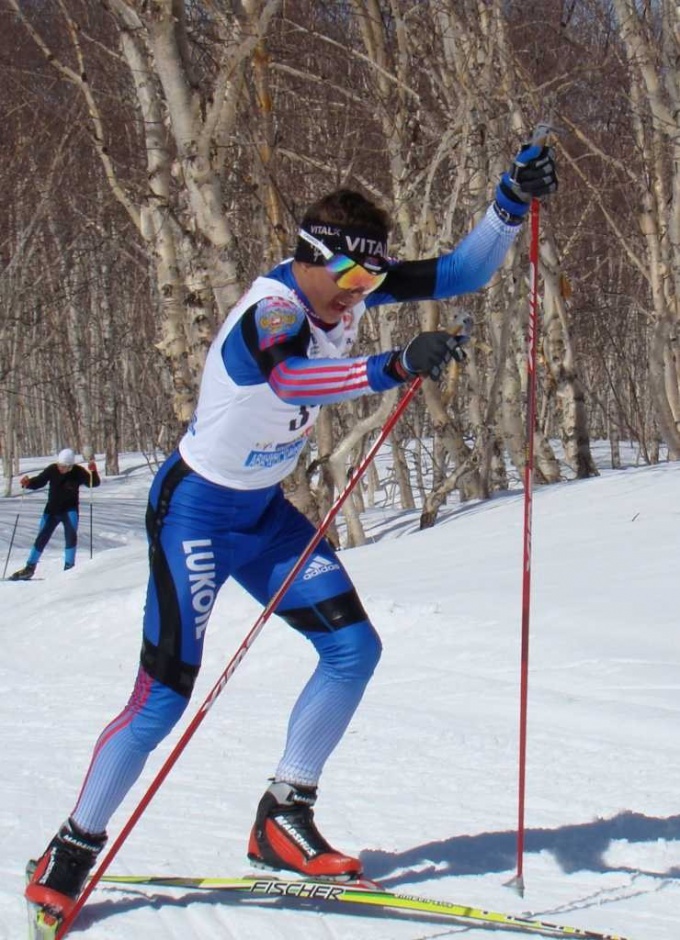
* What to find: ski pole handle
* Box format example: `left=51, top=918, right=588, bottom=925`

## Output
left=530, top=121, right=553, bottom=148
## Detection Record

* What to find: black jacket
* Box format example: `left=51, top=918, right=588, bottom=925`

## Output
left=26, top=463, right=101, bottom=514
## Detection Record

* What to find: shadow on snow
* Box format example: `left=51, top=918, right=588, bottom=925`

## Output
left=70, top=811, right=679, bottom=932
left=361, top=810, right=680, bottom=887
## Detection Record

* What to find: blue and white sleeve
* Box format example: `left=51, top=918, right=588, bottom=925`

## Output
left=367, top=205, right=521, bottom=307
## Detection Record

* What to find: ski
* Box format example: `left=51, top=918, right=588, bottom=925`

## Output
left=2, top=578, right=44, bottom=582
left=25, top=864, right=62, bottom=940
left=26, top=902, right=61, bottom=940
left=98, top=873, right=632, bottom=939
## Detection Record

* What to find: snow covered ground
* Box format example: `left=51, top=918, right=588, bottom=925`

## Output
left=0, top=445, right=678, bottom=939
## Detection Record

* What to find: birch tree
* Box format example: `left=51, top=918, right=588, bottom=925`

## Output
left=4, top=0, right=676, bottom=536
left=9, top=0, right=281, bottom=427
left=607, top=0, right=680, bottom=457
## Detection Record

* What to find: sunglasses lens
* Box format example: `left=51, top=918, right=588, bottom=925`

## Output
left=326, top=255, right=387, bottom=293
left=325, top=254, right=355, bottom=277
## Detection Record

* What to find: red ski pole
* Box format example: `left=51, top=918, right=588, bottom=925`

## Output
left=512, top=195, right=541, bottom=896
left=57, top=376, right=423, bottom=937
left=509, top=123, right=553, bottom=897
left=506, top=121, right=553, bottom=896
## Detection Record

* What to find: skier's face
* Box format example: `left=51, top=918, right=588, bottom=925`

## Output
left=295, top=262, right=367, bottom=324
left=57, top=464, right=71, bottom=473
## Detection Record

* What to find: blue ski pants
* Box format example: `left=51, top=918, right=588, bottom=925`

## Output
left=71, top=451, right=381, bottom=834
left=27, top=510, right=78, bottom=567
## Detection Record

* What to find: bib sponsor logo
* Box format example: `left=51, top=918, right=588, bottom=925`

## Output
left=245, top=438, right=306, bottom=469
left=183, top=539, right=216, bottom=640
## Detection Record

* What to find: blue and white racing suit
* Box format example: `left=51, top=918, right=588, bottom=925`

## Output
left=71, top=206, right=519, bottom=834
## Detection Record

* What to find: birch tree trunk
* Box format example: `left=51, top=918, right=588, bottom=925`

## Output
left=600, top=0, right=680, bottom=457
left=540, top=234, right=598, bottom=477
left=10, top=0, right=282, bottom=429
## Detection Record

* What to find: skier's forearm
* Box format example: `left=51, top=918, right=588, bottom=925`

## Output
left=269, top=352, right=402, bottom=405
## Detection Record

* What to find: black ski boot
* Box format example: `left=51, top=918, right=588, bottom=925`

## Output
left=25, top=819, right=107, bottom=917
left=248, top=780, right=362, bottom=879
left=9, top=563, right=36, bottom=581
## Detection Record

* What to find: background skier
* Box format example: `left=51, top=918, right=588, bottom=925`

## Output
left=9, top=448, right=100, bottom=581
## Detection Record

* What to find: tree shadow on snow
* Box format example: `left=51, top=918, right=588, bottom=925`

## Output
left=360, top=810, right=680, bottom=888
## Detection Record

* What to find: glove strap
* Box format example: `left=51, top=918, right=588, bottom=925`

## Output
left=493, top=177, right=530, bottom=225
left=384, top=349, right=411, bottom=382
left=493, top=201, right=526, bottom=226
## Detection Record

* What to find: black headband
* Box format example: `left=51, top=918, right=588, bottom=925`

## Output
left=294, top=220, right=388, bottom=265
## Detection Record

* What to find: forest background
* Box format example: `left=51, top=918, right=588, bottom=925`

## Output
left=1, top=0, right=679, bottom=546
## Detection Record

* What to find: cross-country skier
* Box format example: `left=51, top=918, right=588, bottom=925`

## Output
left=9, top=448, right=100, bottom=581
left=25, top=141, right=557, bottom=921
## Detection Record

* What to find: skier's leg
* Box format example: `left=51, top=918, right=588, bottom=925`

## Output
left=25, top=674, right=188, bottom=918
left=62, top=509, right=78, bottom=569
left=245, top=615, right=380, bottom=877
left=273, top=619, right=381, bottom=784
left=26, top=513, right=59, bottom=567
left=72, top=453, right=228, bottom=834
left=69, top=669, right=189, bottom=834
left=237, top=492, right=381, bottom=876
left=26, top=453, right=233, bottom=911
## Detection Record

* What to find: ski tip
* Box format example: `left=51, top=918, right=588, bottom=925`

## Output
left=27, top=902, right=62, bottom=940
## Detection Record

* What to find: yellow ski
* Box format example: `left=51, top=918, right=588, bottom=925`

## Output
left=99, top=873, right=632, bottom=939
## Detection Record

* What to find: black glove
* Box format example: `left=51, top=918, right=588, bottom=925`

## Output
left=386, top=331, right=467, bottom=382
left=494, top=142, right=558, bottom=224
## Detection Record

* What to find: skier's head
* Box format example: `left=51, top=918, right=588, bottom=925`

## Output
left=57, top=448, right=76, bottom=470
left=293, top=190, right=392, bottom=325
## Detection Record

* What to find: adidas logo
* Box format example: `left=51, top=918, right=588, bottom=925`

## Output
left=302, top=555, right=340, bottom=581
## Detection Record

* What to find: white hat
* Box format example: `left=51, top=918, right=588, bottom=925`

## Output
left=57, top=448, right=76, bottom=467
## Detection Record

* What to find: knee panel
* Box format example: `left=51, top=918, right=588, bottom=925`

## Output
left=279, top=588, right=382, bottom=681
left=278, top=588, right=367, bottom=634
left=310, top=620, right=383, bottom=683
left=141, top=638, right=200, bottom=699
left=128, top=677, right=190, bottom=751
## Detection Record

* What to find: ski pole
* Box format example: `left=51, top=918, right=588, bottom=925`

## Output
left=2, top=487, right=25, bottom=580
left=57, top=376, right=424, bottom=938
left=89, top=468, right=93, bottom=560
left=512, top=195, right=540, bottom=896
left=509, top=121, right=552, bottom=896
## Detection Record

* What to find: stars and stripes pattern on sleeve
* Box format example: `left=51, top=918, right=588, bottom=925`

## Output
left=269, top=351, right=402, bottom=405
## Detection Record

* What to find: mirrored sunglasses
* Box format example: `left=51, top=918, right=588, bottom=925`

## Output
left=298, top=229, right=388, bottom=294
